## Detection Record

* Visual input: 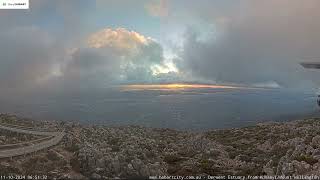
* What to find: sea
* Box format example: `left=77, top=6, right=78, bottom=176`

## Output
left=0, top=88, right=319, bottom=131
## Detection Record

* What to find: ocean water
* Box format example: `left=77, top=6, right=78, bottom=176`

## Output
left=0, top=88, right=319, bottom=131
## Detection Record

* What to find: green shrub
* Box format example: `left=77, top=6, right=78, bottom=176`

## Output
left=164, top=154, right=182, bottom=164
left=295, top=155, right=318, bottom=165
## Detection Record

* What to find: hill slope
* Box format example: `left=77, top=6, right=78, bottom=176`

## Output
left=1, top=114, right=320, bottom=179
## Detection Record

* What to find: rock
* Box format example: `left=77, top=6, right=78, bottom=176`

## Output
left=126, top=163, right=138, bottom=177
left=312, top=135, right=320, bottom=148
left=257, top=140, right=272, bottom=153
left=63, top=165, right=72, bottom=171
left=263, top=167, right=274, bottom=176
left=95, top=167, right=104, bottom=173
left=139, top=165, right=150, bottom=177
left=59, top=174, right=72, bottom=179
left=189, top=135, right=209, bottom=152
left=277, top=155, right=295, bottom=175
left=0, top=135, right=6, bottom=141
left=47, top=149, right=66, bottom=162
left=91, top=173, right=101, bottom=180
left=96, top=158, right=105, bottom=168
left=292, top=160, right=311, bottom=174
left=111, top=158, right=121, bottom=175
left=312, top=149, right=320, bottom=156
left=49, top=170, right=59, bottom=177
left=131, top=158, right=143, bottom=171
left=263, top=160, right=275, bottom=175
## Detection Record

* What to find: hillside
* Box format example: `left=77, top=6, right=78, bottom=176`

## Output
left=1, top=114, right=320, bottom=179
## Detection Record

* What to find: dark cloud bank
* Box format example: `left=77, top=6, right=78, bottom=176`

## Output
left=177, top=0, right=320, bottom=89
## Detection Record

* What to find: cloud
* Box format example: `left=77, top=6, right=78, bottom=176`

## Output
left=3, top=0, right=320, bottom=93
left=0, top=24, right=179, bottom=93
left=87, top=28, right=150, bottom=52
left=60, top=28, right=176, bottom=87
left=252, top=81, right=281, bottom=89
left=176, top=0, right=320, bottom=88
left=0, top=26, right=62, bottom=91
left=145, top=0, right=169, bottom=17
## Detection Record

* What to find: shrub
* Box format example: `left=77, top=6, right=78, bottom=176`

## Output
left=295, top=155, right=318, bottom=165
left=164, top=154, right=182, bottom=164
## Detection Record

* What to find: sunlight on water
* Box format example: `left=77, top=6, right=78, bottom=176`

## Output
left=120, top=83, right=258, bottom=91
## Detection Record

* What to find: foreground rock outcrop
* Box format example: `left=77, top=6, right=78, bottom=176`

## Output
left=1, top=114, right=320, bottom=179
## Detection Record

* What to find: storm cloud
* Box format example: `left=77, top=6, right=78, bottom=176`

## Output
left=0, top=27, right=62, bottom=90
left=59, top=28, right=168, bottom=88
left=175, top=0, right=320, bottom=88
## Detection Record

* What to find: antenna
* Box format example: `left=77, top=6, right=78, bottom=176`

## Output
left=300, top=62, right=320, bottom=69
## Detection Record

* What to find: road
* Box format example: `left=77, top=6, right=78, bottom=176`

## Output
left=0, top=136, right=53, bottom=150
left=0, top=124, right=59, bottom=136
left=0, top=122, right=59, bottom=132
left=0, top=123, right=65, bottom=158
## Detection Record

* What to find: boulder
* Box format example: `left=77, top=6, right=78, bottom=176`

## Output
left=311, top=135, right=320, bottom=148
left=90, top=173, right=101, bottom=180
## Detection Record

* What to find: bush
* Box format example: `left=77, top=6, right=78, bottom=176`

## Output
left=164, top=154, right=182, bottom=164
left=295, top=155, right=318, bottom=165
left=70, top=156, right=81, bottom=172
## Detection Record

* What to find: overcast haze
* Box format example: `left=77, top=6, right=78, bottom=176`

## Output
left=1, top=0, right=320, bottom=94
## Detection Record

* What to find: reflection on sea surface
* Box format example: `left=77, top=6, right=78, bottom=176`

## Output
left=0, top=87, right=318, bottom=131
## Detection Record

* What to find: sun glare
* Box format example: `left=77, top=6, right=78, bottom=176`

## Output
left=121, top=83, right=243, bottom=91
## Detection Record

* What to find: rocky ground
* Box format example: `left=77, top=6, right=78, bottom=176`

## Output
left=1, top=114, right=320, bottom=179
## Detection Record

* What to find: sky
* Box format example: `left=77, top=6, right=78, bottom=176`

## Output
left=1, top=0, right=320, bottom=94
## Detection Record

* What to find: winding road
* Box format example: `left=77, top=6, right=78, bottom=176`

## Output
left=0, top=123, right=65, bottom=158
